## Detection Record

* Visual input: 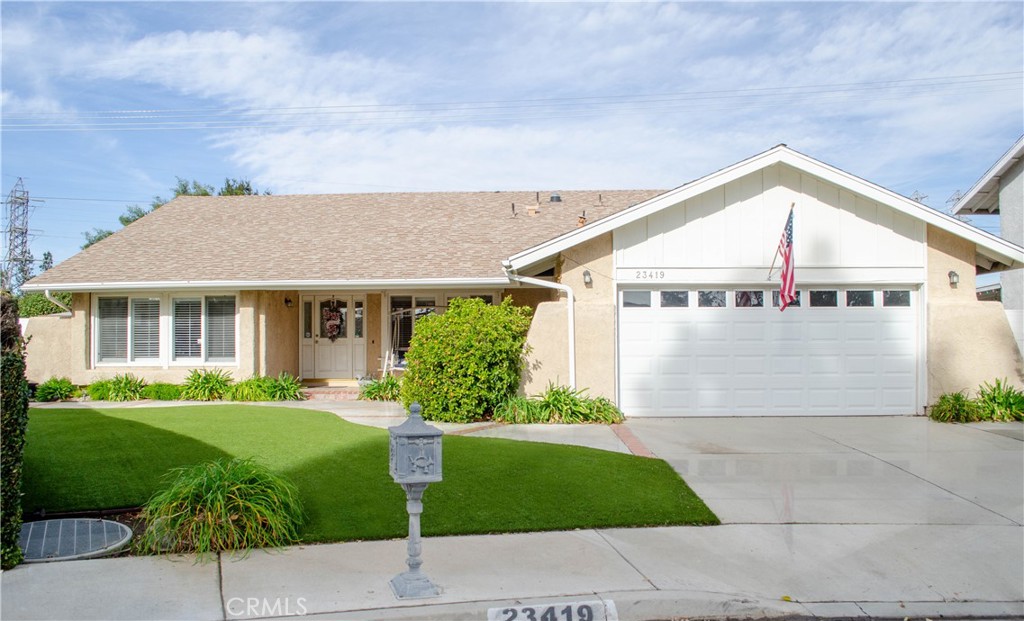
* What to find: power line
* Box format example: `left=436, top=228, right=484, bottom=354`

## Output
left=2, top=72, right=1019, bottom=132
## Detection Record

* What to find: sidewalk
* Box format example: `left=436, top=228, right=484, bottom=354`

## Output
left=3, top=523, right=1021, bottom=620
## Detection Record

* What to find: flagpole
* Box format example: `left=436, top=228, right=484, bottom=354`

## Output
left=767, top=202, right=795, bottom=280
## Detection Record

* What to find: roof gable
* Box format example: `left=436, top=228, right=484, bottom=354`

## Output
left=507, top=145, right=1024, bottom=273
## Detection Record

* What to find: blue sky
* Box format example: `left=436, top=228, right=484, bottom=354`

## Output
left=2, top=1, right=1022, bottom=270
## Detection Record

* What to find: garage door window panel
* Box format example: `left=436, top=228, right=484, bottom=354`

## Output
left=660, top=291, right=688, bottom=307
left=698, top=290, right=726, bottom=307
left=846, top=291, right=875, bottom=307
left=809, top=290, right=838, bottom=307
left=735, top=291, right=764, bottom=308
left=883, top=290, right=911, bottom=307
left=772, top=290, right=801, bottom=307
left=623, top=290, right=652, bottom=308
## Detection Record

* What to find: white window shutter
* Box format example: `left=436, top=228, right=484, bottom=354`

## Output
left=205, top=297, right=236, bottom=361
left=173, top=299, right=202, bottom=359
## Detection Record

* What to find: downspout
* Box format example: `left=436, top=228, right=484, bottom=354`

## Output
left=45, top=289, right=72, bottom=317
left=502, top=263, right=576, bottom=389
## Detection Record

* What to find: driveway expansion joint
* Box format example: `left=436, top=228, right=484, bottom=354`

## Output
left=810, top=431, right=1021, bottom=526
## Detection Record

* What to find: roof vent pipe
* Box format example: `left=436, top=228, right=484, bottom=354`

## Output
left=550, top=193, right=561, bottom=203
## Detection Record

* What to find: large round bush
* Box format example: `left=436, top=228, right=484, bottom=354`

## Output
left=401, top=297, right=532, bottom=422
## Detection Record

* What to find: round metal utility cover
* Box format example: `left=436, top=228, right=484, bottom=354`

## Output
left=19, top=518, right=133, bottom=562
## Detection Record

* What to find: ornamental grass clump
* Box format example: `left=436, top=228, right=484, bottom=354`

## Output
left=138, top=458, right=303, bottom=558
left=265, top=372, right=304, bottom=401
left=227, top=376, right=274, bottom=402
left=107, top=373, right=146, bottom=402
left=359, top=375, right=401, bottom=401
left=976, top=378, right=1024, bottom=422
left=34, top=376, right=75, bottom=402
left=928, top=391, right=982, bottom=423
left=494, top=383, right=624, bottom=424
left=181, top=368, right=233, bottom=401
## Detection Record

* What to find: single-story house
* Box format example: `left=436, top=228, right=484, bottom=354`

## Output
left=22, top=145, right=1024, bottom=416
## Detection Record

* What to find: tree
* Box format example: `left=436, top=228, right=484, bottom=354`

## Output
left=82, top=228, right=114, bottom=249
left=81, top=176, right=269, bottom=249
left=40, top=251, right=53, bottom=272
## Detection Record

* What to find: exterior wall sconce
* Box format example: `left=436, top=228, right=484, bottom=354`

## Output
left=948, top=271, right=959, bottom=289
left=284, top=297, right=294, bottom=308
left=582, top=270, right=593, bottom=286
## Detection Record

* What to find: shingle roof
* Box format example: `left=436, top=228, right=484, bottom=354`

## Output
left=26, top=190, right=664, bottom=289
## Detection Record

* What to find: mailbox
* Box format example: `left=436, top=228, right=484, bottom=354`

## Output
left=387, top=402, right=443, bottom=599
left=389, top=403, right=443, bottom=484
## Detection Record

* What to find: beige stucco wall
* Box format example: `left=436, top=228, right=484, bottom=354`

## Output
left=502, top=287, right=555, bottom=311
left=257, top=290, right=300, bottom=377
left=926, top=225, right=1024, bottom=401
left=22, top=314, right=74, bottom=384
left=520, top=232, right=617, bottom=400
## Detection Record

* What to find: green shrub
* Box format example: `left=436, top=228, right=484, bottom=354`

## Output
left=181, top=368, right=233, bottom=401
left=228, top=376, right=273, bottom=402
left=142, top=383, right=183, bottom=400
left=494, top=383, right=625, bottom=424
left=35, top=376, right=75, bottom=402
left=265, top=372, right=304, bottom=401
left=929, top=391, right=983, bottom=423
left=16, top=291, right=72, bottom=318
left=137, top=458, right=304, bottom=558
left=86, top=379, right=112, bottom=401
left=1, top=291, right=29, bottom=568
left=401, top=298, right=532, bottom=422
left=976, top=378, right=1024, bottom=422
left=107, top=373, right=146, bottom=402
left=359, top=375, right=401, bottom=401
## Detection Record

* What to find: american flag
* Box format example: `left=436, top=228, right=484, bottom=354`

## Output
left=778, top=206, right=796, bottom=311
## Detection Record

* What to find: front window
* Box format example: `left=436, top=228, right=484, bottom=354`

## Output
left=97, top=297, right=129, bottom=363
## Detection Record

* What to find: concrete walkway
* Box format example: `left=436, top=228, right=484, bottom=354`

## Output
left=4, top=405, right=1022, bottom=620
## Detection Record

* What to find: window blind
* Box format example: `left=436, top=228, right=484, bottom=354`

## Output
left=97, top=297, right=128, bottom=362
left=206, top=296, right=236, bottom=361
left=173, top=299, right=202, bottom=359
left=131, top=298, right=160, bottom=360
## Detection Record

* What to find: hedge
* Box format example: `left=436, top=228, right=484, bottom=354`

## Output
left=1, top=291, right=29, bottom=568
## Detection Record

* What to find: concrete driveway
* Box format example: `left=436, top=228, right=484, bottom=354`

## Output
left=625, top=416, right=1023, bottom=526
left=618, top=416, right=1024, bottom=617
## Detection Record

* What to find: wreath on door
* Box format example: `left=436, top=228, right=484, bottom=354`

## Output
left=321, top=302, right=343, bottom=342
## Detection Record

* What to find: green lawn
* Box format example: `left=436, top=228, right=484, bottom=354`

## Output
left=23, top=406, right=718, bottom=542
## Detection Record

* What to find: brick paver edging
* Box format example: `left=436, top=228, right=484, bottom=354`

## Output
left=611, top=423, right=657, bottom=458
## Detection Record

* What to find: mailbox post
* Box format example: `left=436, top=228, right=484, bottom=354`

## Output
left=388, top=402, right=443, bottom=599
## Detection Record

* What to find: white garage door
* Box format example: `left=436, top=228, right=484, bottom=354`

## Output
left=618, top=287, right=919, bottom=416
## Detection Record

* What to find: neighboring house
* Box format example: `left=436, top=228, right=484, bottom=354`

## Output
left=22, top=145, right=1024, bottom=416
left=954, top=136, right=1024, bottom=357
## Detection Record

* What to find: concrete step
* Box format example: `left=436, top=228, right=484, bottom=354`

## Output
left=301, top=387, right=361, bottom=401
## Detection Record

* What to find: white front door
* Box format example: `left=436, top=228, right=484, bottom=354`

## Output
left=300, top=295, right=367, bottom=379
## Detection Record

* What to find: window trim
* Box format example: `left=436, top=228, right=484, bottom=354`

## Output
left=92, top=291, right=239, bottom=369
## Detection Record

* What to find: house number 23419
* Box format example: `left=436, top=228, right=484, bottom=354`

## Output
left=635, top=270, right=665, bottom=280
left=487, top=600, right=616, bottom=621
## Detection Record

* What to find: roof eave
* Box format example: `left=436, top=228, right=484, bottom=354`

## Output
left=20, top=277, right=512, bottom=293
left=954, top=135, right=1024, bottom=215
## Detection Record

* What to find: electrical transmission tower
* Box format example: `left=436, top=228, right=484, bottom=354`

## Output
left=3, top=178, right=34, bottom=292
